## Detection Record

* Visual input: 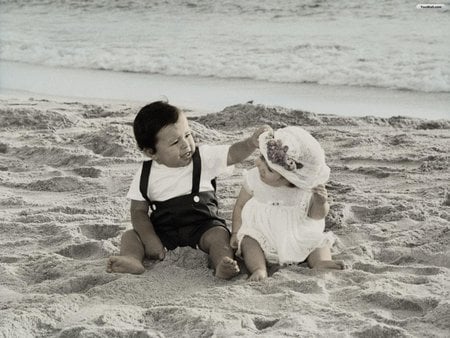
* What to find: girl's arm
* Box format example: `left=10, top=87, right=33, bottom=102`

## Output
left=227, top=125, right=272, bottom=165
left=307, top=184, right=330, bottom=220
left=230, top=187, right=253, bottom=249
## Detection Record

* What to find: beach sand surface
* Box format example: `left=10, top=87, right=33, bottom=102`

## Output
left=0, top=96, right=449, bottom=337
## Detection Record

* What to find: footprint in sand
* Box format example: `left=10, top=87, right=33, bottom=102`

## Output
left=26, top=176, right=91, bottom=192
left=353, top=262, right=442, bottom=276
left=79, top=223, right=122, bottom=240
left=353, top=324, right=409, bottom=337
left=252, top=317, right=280, bottom=331
left=73, top=166, right=102, bottom=178
left=57, top=241, right=114, bottom=260
left=360, top=290, right=440, bottom=318
left=29, top=273, right=118, bottom=294
left=58, top=325, right=160, bottom=337
left=266, top=279, right=325, bottom=295
left=349, top=205, right=403, bottom=223
left=60, top=274, right=118, bottom=294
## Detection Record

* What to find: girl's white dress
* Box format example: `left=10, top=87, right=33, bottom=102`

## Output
left=236, top=168, right=335, bottom=265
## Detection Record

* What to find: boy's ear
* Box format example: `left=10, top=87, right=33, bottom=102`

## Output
left=143, top=148, right=157, bottom=159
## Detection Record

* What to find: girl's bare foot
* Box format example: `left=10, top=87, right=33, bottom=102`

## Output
left=215, top=257, right=240, bottom=280
left=107, top=256, right=145, bottom=274
left=313, top=260, right=346, bottom=270
left=248, top=268, right=268, bottom=282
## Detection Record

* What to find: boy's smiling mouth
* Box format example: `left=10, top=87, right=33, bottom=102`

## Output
left=181, top=151, right=192, bottom=160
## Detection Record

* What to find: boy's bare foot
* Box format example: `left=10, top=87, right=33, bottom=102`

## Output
left=313, top=260, right=346, bottom=270
left=215, top=257, right=240, bottom=280
left=248, top=268, right=268, bottom=282
left=107, top=256, right=145, bottom=274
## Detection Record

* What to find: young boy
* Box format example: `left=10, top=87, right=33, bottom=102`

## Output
left=107, top=101, right=270, bottom=279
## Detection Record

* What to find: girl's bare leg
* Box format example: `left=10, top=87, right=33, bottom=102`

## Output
left=307, top=246, right=345, bottom=270
left=107, top=230, right=146, bottom=274
left=241, top=236, right=268, bottom=281
left=199, top=227, right=240, bottom=280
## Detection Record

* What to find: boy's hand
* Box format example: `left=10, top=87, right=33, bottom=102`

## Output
left=311, top=184, right=328, bottom=205
left=230, top=233, right=239, bottom=250
left=143, top=237, right=166, bottom=261
left=250, top=125, right=273, bottom=148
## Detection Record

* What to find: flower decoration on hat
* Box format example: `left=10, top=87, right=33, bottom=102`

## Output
left=266, top=138, right=303, bottom=171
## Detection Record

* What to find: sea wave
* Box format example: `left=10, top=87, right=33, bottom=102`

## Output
left=1, top=0, right=449, bottom=92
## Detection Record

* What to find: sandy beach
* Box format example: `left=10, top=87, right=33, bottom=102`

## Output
left=0, top=94, right=449, bottom=337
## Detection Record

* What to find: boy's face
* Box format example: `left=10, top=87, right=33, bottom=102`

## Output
left=147, top=113, right=196, bottom=168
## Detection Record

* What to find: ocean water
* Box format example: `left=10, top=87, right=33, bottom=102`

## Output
left=1, top=0, right=449, bottom=94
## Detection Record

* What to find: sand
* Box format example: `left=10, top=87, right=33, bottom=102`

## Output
left=0, top=95, right=449, bottom=337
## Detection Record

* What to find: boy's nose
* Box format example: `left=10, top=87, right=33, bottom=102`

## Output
left=180, top=138, right=189, bottom=150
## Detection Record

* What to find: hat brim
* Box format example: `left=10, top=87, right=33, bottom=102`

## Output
left=258, top=130, right=330, bottom=189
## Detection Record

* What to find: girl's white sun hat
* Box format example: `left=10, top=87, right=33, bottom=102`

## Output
left=259, top=126, right=330, bottom=189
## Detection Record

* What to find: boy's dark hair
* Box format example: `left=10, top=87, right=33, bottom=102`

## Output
left=133, top=101, right=180, bottom=151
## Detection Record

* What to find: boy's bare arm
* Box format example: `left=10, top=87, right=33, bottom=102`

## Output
left=130, top=199, right=166, bottom=260
left=230, top=187, right=253, bottom=248
left=130, top=200, right=158, bottom=241
left=307, top=185, right=330, bottom=220
left=227, top=125, right=272, bottom=165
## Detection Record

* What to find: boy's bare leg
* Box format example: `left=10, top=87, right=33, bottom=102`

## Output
left=107, top=230, right=146, bottom=274
left=199, top=227, right=240, bottom=280
left=240, top=236, right=268, bottom=281
left=307, top=246, right=345, bottom=270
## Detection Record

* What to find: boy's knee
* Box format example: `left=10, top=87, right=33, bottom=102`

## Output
left=200, top=226, right=230, bottom=249
left=122, top=229, right=141, bottom=242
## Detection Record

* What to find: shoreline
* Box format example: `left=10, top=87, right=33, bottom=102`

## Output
left=1, top=60, right=449, bottom=119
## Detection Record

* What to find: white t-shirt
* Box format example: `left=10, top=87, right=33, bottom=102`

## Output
left=127, top=144, right=231, bottom=202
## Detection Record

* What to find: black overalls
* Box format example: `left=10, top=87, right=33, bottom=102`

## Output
left=139, top=147, right=228, bottom=250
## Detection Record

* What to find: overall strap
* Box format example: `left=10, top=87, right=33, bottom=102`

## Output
left=191, top=147, right=201, bottom=195
left=191, top=147, right=217, bottom=194
left=139, top=160, right=153, bottom=203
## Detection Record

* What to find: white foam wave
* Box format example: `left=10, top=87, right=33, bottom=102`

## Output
left=1, top=0, right=449, bottom=92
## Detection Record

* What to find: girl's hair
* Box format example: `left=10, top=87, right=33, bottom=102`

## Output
left=133, top=101, right=180, bottom=151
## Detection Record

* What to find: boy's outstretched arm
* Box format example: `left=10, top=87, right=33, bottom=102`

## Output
left=227, top=125, right=272, bottom=165
left=130, top=200, right=166, bottom=260
left=230, top=187, right=253, bottom=249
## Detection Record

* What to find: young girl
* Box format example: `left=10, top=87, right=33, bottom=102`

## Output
left=107, top=101, right=270, bottom=279
left=230, top=126, right=345, bottom=281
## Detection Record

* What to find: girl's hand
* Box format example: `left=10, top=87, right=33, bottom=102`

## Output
left=230, top=233, right=239, bottom=250
left=311, top=184, right=328, bottom=205
left=250, top=125, right=273, bottom=148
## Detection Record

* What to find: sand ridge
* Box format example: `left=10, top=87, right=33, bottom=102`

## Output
left=0, top=97, right=449, bottom=337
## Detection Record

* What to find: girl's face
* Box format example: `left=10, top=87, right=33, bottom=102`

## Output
left=146, top=113, right=196, bottom=168
left=255, top=154, right=290, bottom=187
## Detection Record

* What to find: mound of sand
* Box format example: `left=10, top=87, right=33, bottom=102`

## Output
left=0, top=97, right=449, bottom=337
